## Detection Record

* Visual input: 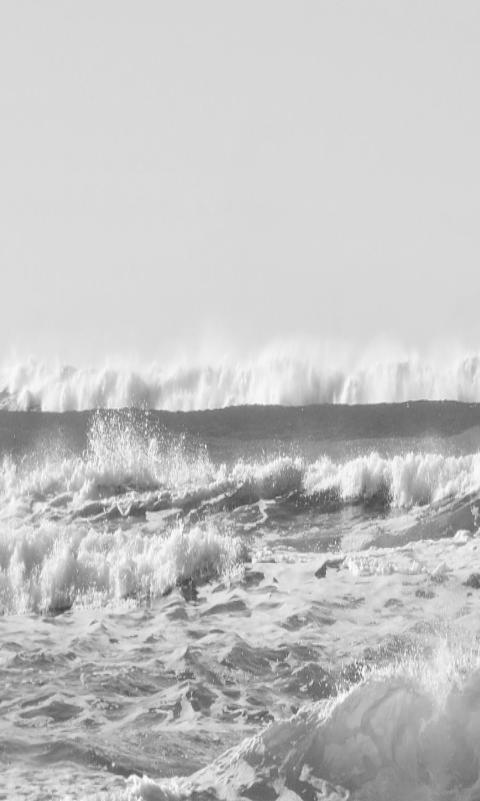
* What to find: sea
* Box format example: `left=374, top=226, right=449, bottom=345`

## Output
left=4, top=358, right=480, bottom=800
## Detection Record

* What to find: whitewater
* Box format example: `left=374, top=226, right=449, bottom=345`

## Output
left=4, top=398, right=480, bottom=800
left=4, top=350, right=480, bottom=410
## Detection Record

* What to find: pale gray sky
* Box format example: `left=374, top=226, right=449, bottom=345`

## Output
left=1, top=1, right=479, bottom=364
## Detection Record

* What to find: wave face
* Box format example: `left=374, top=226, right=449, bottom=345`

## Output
left=3, top=351, right=480, bottom=409
left=2, top=410, right=480, bottom=522
left=126, top=652, right=480, bottom=801
left=7, top=448, right=480, bottom=512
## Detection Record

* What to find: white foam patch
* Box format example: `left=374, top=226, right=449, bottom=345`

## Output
left=0, top=521, right=246, bottom=614
left=342, top=529, right=480, bottom=581
left=304, top=451, right=480, bottom=508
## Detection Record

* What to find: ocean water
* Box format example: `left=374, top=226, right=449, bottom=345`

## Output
left=3, top=351, right=480, bottom=410
left=3, top=399, right=480, bottom=800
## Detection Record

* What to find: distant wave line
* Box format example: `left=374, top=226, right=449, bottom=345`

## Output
left=2, top=353, right=480, bottom=410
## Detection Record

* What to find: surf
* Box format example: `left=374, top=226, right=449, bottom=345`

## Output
left=2, top=414, right=480, bottom=520
left=125, top=645, right=480, bottom=801
left=3, top=349, right=480, bottom=410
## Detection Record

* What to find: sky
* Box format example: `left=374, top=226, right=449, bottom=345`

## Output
left=0, top=1, right=479, bottom=365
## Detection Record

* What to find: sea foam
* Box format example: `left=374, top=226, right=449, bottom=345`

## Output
left=3, top=349, right=480, bottom=410
left=0, top=521, right=245, bottom=614
left=2, top=441, right=480, bottom=521
left=304, top=451, right=480, bottom=508
left=125, top=645, right=480, bottom=801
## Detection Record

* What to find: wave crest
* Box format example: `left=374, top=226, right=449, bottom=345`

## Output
left=2, top=419, right=480, bottom=525
left=0, top=521, right=245, bottom=614
left=3, top=351, right=480, bottom=410
left=125, top=650, right=480, bottom=800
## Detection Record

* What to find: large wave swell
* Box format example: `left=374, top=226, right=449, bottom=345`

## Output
left=125, top=649, right=480, bottom=801
left=2, top=412, right=480, bottom=521
left=3, top=351, right=480, bottom=410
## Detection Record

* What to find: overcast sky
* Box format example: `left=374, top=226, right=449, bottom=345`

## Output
left=1, top=1, right=479, bottom=364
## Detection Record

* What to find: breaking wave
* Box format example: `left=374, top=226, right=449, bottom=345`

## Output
left=3, top=350, right=480, bottom=410
left=125, top=647, right=480, bottom=800
left=0, top=521, right=246, bottom=615
left=2, top=412, right=480, bottom=520
left=303, top=451, right=480, bottom=509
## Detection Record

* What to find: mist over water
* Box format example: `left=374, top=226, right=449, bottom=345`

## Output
left=3, top=346, right=480, bottom=410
